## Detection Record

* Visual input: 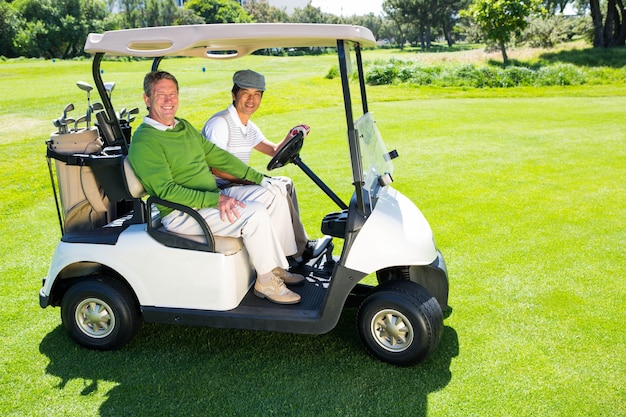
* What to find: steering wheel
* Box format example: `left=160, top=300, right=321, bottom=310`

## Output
left=267, top=131, right=304, bottom=171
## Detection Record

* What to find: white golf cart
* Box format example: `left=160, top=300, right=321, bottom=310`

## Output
left=40, top=23, right=449, bottom=366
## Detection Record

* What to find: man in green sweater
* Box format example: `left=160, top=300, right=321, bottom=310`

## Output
left=128, top=71, right=302, bottom=304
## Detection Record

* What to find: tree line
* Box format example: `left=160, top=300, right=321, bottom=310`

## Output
left=0, top=0, right=622, bottom=61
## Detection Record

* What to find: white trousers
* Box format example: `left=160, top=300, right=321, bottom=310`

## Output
left=266, top=176, right=310, bottom=257
left=161, top=185, right=295, bottom=275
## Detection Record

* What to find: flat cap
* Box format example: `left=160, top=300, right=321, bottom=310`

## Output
left=233, top=69, right=265, bottom=91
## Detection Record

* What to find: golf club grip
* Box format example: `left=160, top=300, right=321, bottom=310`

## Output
left=95, top=111, right=116, bottom=146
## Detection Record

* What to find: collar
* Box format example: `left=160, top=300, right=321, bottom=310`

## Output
left=143, top=116, right=179, bottom=131
left=227, top=104, right=247, bottom=132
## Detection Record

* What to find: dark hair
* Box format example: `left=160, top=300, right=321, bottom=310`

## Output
left=144, top=71, right=178, bottom=97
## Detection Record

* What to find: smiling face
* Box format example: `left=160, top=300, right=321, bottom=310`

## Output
left=144, top=78, right=179, bottom=126
left=232, top=87, right=263, bottom=124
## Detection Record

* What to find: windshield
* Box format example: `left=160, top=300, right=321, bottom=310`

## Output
left=355, top=113, right=394, bottom=198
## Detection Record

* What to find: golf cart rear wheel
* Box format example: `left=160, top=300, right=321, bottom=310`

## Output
left=357, top=280, right=443, bottom=366
left=61, top=276, right=140, bottom=350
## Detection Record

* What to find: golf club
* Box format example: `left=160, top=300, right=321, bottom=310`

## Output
left=62, top=103, right=74, bottom=119
left=104, top=82, right=115, bottom=99
left=73, top=115, right=87, bottom=132
left=77, top=81, right=94, bottom=128
left=127, top=107, right=139, bottom=123
left=53, top=118, right=62, bottom=134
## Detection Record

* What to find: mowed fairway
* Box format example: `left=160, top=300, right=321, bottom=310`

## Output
left=0, top=52, right=624, bottom=416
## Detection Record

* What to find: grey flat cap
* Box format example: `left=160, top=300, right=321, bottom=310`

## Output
left=233, top=69, right=265, bottom=91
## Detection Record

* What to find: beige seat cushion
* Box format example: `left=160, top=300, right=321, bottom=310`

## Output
left=159, top=227, right=244, bottom=256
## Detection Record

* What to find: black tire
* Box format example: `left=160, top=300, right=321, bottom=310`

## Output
left=61, top=276, right=141, bottom=350
left=356, top=280, right=443, bottom=366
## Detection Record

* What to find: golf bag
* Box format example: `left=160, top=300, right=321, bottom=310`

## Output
left=46, top=127, right=113, bottom=234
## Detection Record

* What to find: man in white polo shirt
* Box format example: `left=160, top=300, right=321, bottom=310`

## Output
left=202, top=69, right=314, bottom=267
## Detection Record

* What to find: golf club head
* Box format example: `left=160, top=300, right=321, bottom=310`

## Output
left=92, top=102, right=104, bottom=111
left=76, top=81, right=93, bottom=93
left=59, top=118, right=70, bottom=134
left=74, top=115, right=87, bottom=131
left=104, top=82, right=116, bottom=98
left=127, top=107, right=139, bottom=122
left=62, top=103, right=74, bottom=118
left=53, top=118, right=63, bottom=134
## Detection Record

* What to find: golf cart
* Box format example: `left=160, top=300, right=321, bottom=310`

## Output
left=40, top=23, right=449, bottom=366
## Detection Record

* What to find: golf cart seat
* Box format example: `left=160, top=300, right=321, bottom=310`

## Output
left=121, top=157, right=244, bottom=255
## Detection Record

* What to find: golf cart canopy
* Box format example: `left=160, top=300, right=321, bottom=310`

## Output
left=84, top=23, right=376, bottom=58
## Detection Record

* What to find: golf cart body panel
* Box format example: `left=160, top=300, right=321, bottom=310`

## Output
left=344, top=187, right=438, bottom=272
left=43, top=225, right=254, bottom=311
left=40, top=23, right=449, bottom=365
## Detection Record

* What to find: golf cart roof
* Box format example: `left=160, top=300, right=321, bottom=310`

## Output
left=84, top=23, right=376, bottom=58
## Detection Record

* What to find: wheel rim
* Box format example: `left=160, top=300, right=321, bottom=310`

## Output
left=75, top=297, right=116, bottom=338
left=370, top=308, right=414, bottom=353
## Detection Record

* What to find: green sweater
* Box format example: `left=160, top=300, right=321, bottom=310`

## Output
left=128, top=118, right=264, bottom=217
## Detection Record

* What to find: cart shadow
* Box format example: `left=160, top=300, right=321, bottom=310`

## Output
left=40, top=308, right=458, bottom=416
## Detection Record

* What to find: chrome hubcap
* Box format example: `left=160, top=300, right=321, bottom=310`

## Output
left=75, top=298, right=115, bottom=338
left=370, top=309, right=413, bottom=352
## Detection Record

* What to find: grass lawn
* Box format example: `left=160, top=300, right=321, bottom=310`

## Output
left=0, top=47, right=624, bottom=416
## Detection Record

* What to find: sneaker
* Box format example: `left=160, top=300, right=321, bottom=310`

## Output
left=272, top=267, right=305, bottom=285
left=254, top=276, right=301, bottom=304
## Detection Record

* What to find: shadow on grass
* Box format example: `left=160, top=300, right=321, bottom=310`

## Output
left=40, top=308, right=458, bottom=416
left=538, top=47, right=626, bottom=68
left=478, top=47, right=626, bottom=69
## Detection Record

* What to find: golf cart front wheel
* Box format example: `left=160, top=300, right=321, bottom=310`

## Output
left=356, top=280, right=443, bottom=366
left=61, top=276, right=140, bottom=350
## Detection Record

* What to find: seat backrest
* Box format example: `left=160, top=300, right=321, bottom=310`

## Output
left=122, top=157, right=146, bottom=199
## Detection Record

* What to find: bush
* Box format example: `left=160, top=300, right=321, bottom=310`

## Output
left=534, top=63, right=585, bottom=86
left=504, top=66, right=536, bottom=86
left=352, top=58, right=614, bottom=88
left=366, top=63, right=398, bottom=85
left=325, top=65, right=339, bottom=79
left=521, top=15, right=572, bottom=48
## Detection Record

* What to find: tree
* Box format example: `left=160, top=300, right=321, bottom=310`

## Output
left=12, top=0, right=108, bottom=58
left=0, top=1, right=22, bottom=57
left=173, top=7, right=206, bottom=25
left=243, top=0, right=288, bottom=22
left=117, top=0, right=143, bottom=28
left=462, top=0, right=542, bottom=65
left=184, top=0, right=253, bottom=24
left=383, top=0, right=468, bottom=49
left=144, top=0, right=178, bottom=27
left=382, top=0, right=411, bottom=49
left=289, top=4, right=340, bottom=23
left=590, top=0, right=626, bottom=47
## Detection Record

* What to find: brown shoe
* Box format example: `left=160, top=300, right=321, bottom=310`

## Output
left=254, top=276, right=301, bottom=304
left=272, top=267, right=305, bottom=285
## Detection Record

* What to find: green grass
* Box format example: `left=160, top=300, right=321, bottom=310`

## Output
left=1, top=49, right=625, bottom=416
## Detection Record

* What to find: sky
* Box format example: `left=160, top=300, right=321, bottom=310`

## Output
left=311, top=0, right=384, bottom=17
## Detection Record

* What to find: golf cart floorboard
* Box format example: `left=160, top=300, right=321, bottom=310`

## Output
left=240, top=273, right=330, bottom=312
